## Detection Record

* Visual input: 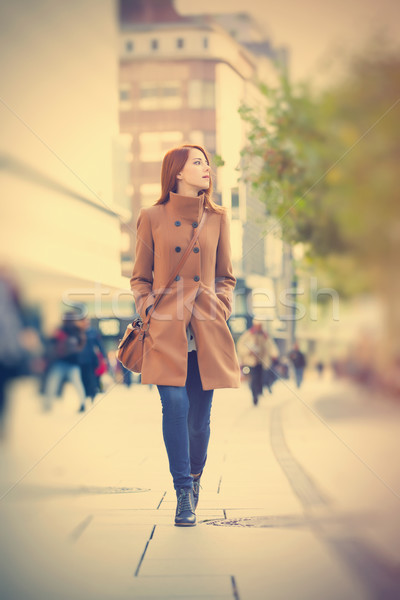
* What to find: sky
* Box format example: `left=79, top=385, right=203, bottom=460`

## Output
left=176, top=0, right=400, bottom=82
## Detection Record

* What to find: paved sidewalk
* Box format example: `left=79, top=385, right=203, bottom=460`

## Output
left=0, top=374, right=399, bottom=599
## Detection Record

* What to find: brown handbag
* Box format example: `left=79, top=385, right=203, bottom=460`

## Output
left=116, top=210, right=207, bottom=373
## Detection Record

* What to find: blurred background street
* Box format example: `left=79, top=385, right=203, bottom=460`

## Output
left=1, top=0, right=400, bottom=598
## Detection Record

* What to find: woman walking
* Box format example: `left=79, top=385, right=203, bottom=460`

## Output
left=237, top=320, right=279, bottom=404
left=130, top=144, right=240, bottom=526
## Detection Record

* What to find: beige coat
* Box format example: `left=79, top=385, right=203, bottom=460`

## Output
left=236, top=328, right=279, bottom=369
left=130, top=192, right=241, bottom=389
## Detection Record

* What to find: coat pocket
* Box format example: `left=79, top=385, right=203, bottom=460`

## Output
left=216, top=296, right=230, bottom=321
left=139, top=292, right=155, bottom=320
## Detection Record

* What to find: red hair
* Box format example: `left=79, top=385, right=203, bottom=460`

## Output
left=154, top=144, right=224, bottom=214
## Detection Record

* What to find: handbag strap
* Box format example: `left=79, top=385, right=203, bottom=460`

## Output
left=142, top=208, right=208, bottom=326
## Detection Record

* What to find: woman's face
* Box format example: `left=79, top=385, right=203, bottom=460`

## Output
left=177, top=148, right=210, bottom=193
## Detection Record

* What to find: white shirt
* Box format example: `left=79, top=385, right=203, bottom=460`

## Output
left=186, top=323, right=197, bottom=352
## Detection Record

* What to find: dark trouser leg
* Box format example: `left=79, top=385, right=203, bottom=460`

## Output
left=250, top=364, right=263, bottom=402
left=295, top=367, right=304, bottom=388
left=186, top=351, right=213, bottom=477
left=80, top=364, right=98, bottom=400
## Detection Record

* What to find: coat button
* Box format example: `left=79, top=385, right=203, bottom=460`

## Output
left=193, top=247, right=199, bottom=253
left=175, top=246, right=181, bottom=253
left=175, top=275, right=180, bottom=281
left=194, top=275, right=200, bottom=282
left=175, top=220, right=181, bottom=226
left=192, top=221, right=198, bottom=228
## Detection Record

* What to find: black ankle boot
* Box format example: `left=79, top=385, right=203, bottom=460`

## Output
left=175, top=488, right=196, bottom=527
left=192, top=474, right=202, bottom=510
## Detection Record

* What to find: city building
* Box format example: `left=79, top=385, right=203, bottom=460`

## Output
left=118, top=0, right=293, bottom=342
left=0, top=0, right=130, bottom=341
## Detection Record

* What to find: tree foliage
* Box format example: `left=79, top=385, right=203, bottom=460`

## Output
left=239, top=41, right=400, bottom=297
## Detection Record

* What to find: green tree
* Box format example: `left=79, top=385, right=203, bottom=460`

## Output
left=321, top=43, right=400, bottom=366
left=240, top=41, right=400, bottom=375
left=239, top=72, right=348, bottom=261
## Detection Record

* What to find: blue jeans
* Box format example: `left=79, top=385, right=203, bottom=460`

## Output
left=294, top=367, right=304, bottom=388
left=157, top=351, right=214, bottom=490
left=44, top=360, right=86, bottom=410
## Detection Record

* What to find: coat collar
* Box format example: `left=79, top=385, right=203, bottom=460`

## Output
left=166, top=192, right=205, bottom=222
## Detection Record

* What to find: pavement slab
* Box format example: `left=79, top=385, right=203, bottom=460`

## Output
left=1, top=376, right=400, bottom=599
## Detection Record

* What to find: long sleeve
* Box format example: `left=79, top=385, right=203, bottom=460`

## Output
left=130, top=208, right=154, bottom=317
left=215, top=210, right=236, bottom=318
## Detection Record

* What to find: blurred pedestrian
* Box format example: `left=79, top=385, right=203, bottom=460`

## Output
left=44, top=312, right=86, bottom=412
left=77, top=317, right=109, bottom=407
left=121, top=364, right=132, bottom=387
left=0, top=269, right=26, bottom=439
left=316, top=360, right=325, bottom=378
left=237, top=320, right=279, bottom=404
left=288, top=342, right=307, bottom=388
left=129, top=144, right=240, bottom=526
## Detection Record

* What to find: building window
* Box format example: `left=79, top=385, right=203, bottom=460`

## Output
left=121, top=230, right=131, bottom=253
left=204, top=131, right=216, bottom=153
left=203, top=37, right=208, bottom=49
left=119, top=88, right=130, bottom=102
left=176, top=38, right=184, bottom=49
left=119, top=84, right=132, bottom=111
left=139, top=81, right=182, bottom=110
left=125, top=40, right=134, bottom=52
left=112, top=134, right=133, bottom=216
left=189, top=131, right=204, bottom=147
left=189, top=131, right=215, bottom=153
left=140, top=183, right=162, bottom=207
left=139, top=131, right=183, bottom=162
left=188, top=80, right=215, bottom=109
left=213, top=192, right=222, bottom=206
left=151, top=39, right=159, bottom=50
